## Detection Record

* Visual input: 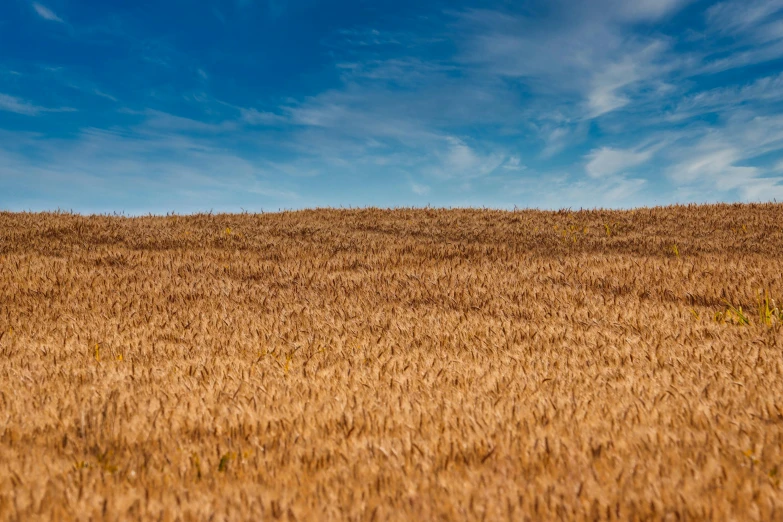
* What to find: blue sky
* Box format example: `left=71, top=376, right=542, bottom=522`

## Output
left=2, top=0, right=783, bottom=213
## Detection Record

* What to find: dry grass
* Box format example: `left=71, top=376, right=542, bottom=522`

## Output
left=1, top=202, right=782, bottom=521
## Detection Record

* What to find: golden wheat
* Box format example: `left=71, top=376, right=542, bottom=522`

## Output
left=0, top=203, right=782, bottom=521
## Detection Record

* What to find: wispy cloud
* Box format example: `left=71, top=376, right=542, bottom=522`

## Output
left=431, top=137, right=505, bottom=179
left=585, top=147, right=654, bottom=178
left=662, top=111, right=783, bottom=200
left=454, top=2, right=689, bottom=122
left=256, top=26, right=532, bottom=186
left=410, top=181, right=430, bottom=195
left=0, top=93, right=45, bottom=115
left=665, top=72, right=783, bottom=121
left=706, top=0, right=783, bottom=36
left=503, top=156, right=525, bottom=171
left=539, top=124, right=578, bottom=158
left=93, top=90, right=117, bottom=102
left=697, top=0, right=783, bottom=72
left=126, top=109, right=238, bottom=134
left=32, top=3, right=63, bottom=23
left=0, top=114, right=300, bottom=213
left=586, top=40, right=672, bottom=117
left=0, top=93, right=75, bottom=115
left=667, top=143, right=783, bottom=202
left=500, top=170, right=649, bottom=209
left=239, top=108, right=288, bottom=126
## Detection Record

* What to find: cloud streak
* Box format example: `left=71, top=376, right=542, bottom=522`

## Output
left=454, top=2, right=689, bottom=122
left=32, top=3, right=63, bottom=23
left=0, top=93, right=75, bottom=115
left=0, top=93, right=46, bottom=115
left=585, top=147, right=653, bottom=178
left=0, top=115, right=301, bottom=214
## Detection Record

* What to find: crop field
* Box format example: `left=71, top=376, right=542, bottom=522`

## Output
left=1, top=203, right=783, bottom=521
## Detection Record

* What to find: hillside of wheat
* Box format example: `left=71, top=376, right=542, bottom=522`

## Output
left=1, top=203, right=782, bottom=521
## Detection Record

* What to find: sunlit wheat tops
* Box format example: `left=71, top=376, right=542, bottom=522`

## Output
left=0, top=203, right=782, bottom=521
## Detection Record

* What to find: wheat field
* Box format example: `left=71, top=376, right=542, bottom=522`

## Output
left=0, top=203, right=782, bottom=521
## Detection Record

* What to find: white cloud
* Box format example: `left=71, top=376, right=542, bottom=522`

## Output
left=757, top=19, right=783, bottom=43
left=740, top=176, right=783, bottom=201
left=674, top=148, right=755, bottom=188
left=266, top=160, right=321, bottom=178
left=455, top=3, right=687, bottom=124
left=664, top=113, right=783, bottom=201
left=540, top=126, right=574, bottom=158
left=32, top=3, right=63, bottom=23
left=672, top=147, right=783, bottom=201
left=0, top=93, right=75, bottom=116
left=600, top=177, right=648, bottom=202
left=501, top=171, right=649, bottom=209
left=334, top=28, right=402, bottom=47
left=503, top=156, right=525, bottom=171
left=706, top=0, right=783, bottom=36
left=434, top=137, right=505, bottom=179
left=287, top=98, right=441, bottom=146
left=137, top=109, right=237, bottom=133
left=240, top=108, right=287, bottom=126
left=410, top=182, right=430, bottom=195
left=0, top=93, right=44, bottom=115
left=585, top=41, right=669, bottom=117
left=585, top=147, right=653, bottom=178
left=254, top=31, right=533, bottom=177
left=698, top=41, right=783, bottom=74
left=444, top=137, right=480, bottom=171
left=93, top=90, right=117, bottom=102
left=666, top=72, right=783, bottom=121
left=587, top=89, right=630, bottom=118
left=697, top=0, right=783, bottom=72
left=612, top=0, right=692, bottom=22
left=0, top=121, right=300, bottom=214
